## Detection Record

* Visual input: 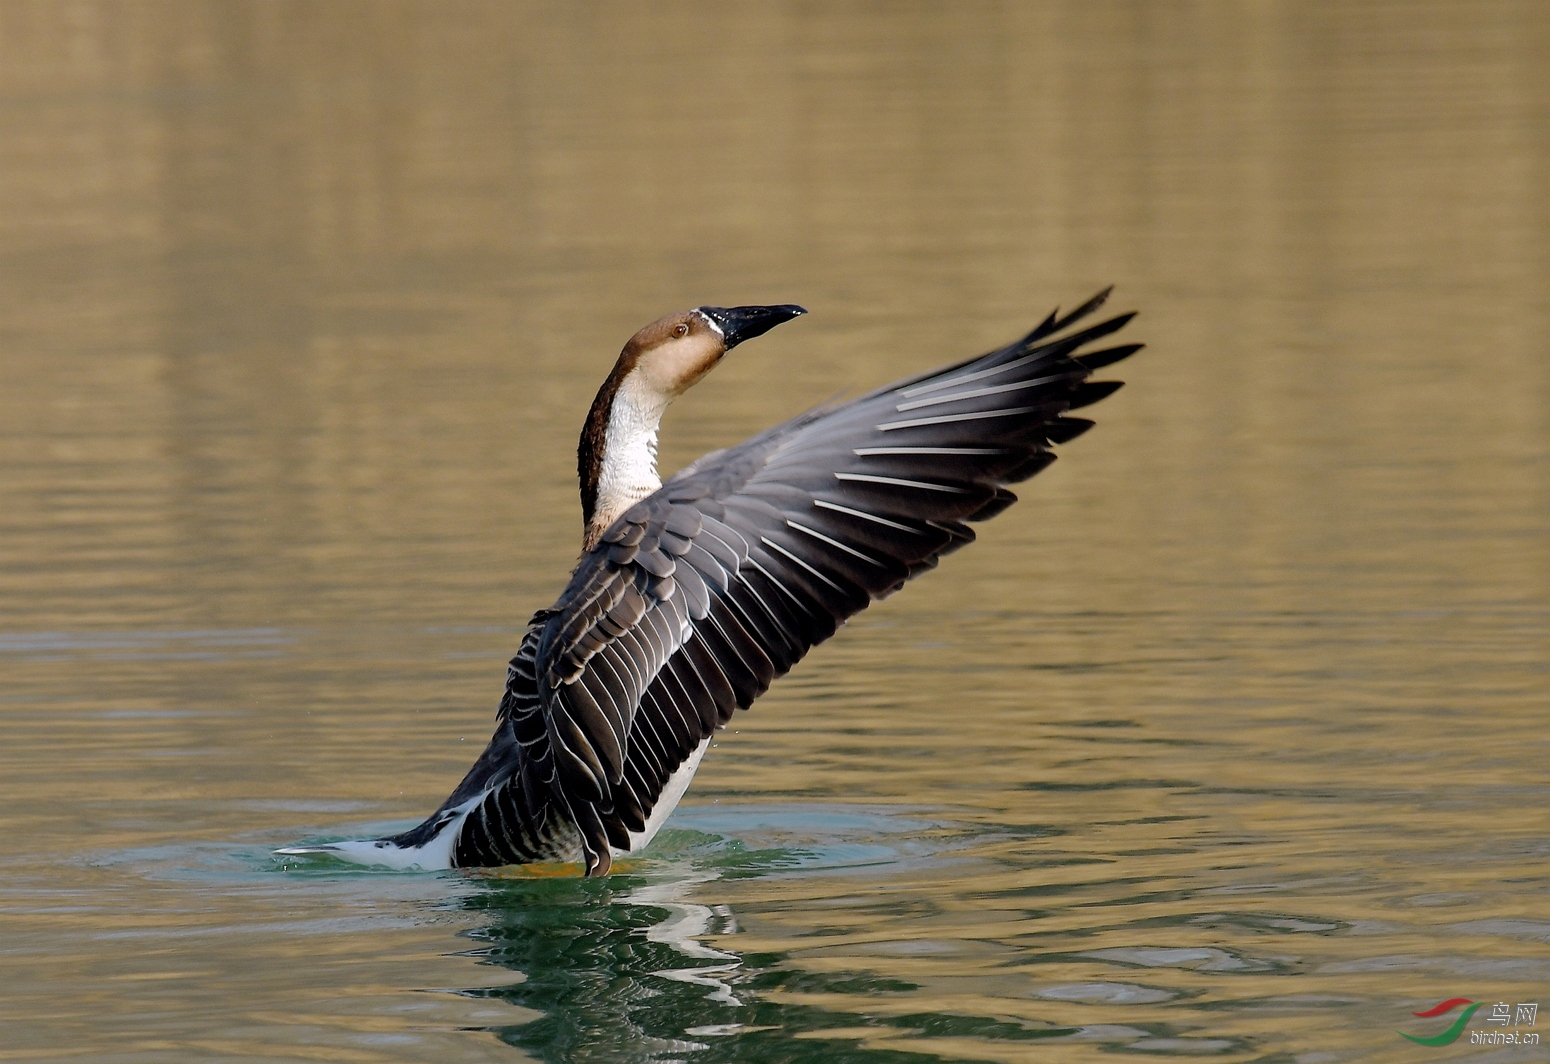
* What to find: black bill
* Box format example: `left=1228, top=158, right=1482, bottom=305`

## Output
left=697, top=304, right=807, bottom=349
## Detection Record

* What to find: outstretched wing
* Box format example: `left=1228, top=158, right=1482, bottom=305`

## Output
left=534, top=290, right=1141, bottom=873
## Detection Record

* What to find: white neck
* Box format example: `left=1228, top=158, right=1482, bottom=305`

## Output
left=589, top=373, right=668, bottom=543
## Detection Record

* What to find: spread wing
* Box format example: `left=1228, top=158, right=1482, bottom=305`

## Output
left=534, top=289, right=1140, bottom=873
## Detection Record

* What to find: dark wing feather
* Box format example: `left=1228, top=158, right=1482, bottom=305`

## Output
left=386, top=630, right=583, bottom=868
left=524, top=290, right=1140, bottom=874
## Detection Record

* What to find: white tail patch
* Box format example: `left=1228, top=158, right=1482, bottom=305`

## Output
left=274, top=795, right=481, bottom=871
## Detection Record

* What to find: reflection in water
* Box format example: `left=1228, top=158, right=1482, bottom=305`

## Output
left=626, top=872, right=744, bottom=1007
left=448, top=812, right=1259, bottom=1062
left=462, top=838, right=1076, bottom=1063
left=462, top=836, right=914, bottom=1062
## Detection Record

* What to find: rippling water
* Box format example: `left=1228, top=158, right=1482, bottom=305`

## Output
left=2, top=3, right=1548, bottom=1061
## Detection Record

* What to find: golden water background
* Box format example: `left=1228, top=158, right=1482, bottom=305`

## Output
left=1, top=2, right=1547, bottom=1061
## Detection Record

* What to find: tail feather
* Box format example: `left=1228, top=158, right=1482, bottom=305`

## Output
left=273, top=796, right=480, bottom=870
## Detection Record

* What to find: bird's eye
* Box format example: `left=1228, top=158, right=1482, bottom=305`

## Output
left=673, top=323, right=689, bottom=338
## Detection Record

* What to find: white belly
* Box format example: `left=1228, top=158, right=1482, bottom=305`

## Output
left=625, top=736, right=711, bottom=854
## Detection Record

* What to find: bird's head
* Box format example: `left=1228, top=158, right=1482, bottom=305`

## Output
left=578, top=304, right=806, bottom=545
left=619, top=305, right=807, bottom=401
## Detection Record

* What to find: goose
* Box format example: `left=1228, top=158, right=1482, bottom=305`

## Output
left=277, top=290, right=1140, bottom=874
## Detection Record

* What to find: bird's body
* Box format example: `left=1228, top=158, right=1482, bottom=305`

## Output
left=278, top=293, right=1139, bottom=875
